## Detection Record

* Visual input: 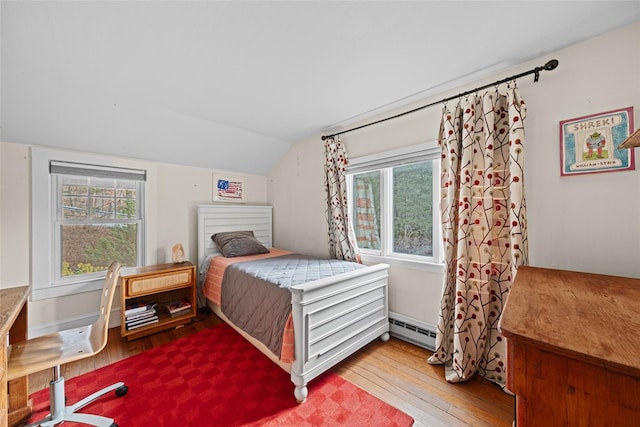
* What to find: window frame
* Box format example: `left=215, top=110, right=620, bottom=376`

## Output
left=32, top=148, right=148, bottom=300
left=52, top=169, right=145, bottom=284
left=346, top=141, right=444, bottom=272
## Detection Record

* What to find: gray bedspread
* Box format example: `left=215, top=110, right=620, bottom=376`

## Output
left=220, top=254, right=364, bottom=358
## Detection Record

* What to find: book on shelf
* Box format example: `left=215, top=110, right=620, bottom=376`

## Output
left=126, top=315, right=159, bottom=330
left=124, top=302, right=157, bottom=317
left=164, top=298, right=192, bottom=315
left=124, top=308, right=157, bottom=323
left=170, top=308, right=191, bottom=318
left=125, top=309, right=157, bottom=322
left=126, top=315, right=159, bottom=326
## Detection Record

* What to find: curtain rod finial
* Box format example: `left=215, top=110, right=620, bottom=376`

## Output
left=544, top=59, right=559, bottom=71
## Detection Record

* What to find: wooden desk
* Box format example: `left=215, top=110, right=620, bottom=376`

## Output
left=0, top=286, right=31, bottom=427
left=499, top=266, right=640, bottom=426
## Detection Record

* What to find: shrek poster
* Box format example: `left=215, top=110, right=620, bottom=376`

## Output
left=560, top=107, right=635, bottom=176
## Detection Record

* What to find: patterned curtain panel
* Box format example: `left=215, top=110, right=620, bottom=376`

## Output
left=427, top=86, right=529, bottom=390
left=324, top=137, right=360, bottom=262
left=354, top=179, right=380, bottom=249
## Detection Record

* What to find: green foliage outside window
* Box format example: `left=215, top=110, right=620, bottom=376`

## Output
left=61, top=181, right=140, bottom=276
left=352, top=160, right=435, bottom=258
left=393, top=162, right=433, bottom=256
left=83, top=224, right=137, bottom=268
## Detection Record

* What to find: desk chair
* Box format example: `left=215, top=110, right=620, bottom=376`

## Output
left=8, top=261, right=128, bottom=427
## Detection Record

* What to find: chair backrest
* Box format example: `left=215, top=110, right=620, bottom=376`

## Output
left=89, top=261, right=121, bottom=352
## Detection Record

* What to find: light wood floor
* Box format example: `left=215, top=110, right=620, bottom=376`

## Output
left=29, top=310, right=514, bottom=427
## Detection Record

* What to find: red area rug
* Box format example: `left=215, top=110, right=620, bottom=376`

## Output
left=29, top=323, right=413, bottom=426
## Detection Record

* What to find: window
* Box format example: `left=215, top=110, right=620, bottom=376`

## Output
left=347, top=142, right=442, bottom=267
left=51, top=161, right=145, bottom=281
left=32, top=148, right=147, bottom=300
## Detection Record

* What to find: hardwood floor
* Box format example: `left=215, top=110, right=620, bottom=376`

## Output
left=28, top=310, right=514, bottom=427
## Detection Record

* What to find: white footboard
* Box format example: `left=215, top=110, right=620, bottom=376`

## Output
left=289, top=263, right=390, bottom=402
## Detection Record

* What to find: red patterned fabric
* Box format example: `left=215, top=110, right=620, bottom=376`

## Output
left=354, top=179, right=381, bottom=249
left=324, top=137, right=360, bottom=262
left=428, top=86, right=529, bottom=390
left=29, top=324, right=413, bottom=426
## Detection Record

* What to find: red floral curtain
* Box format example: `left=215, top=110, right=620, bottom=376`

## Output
left=324, top=137, right=359, bottom=262
left=427, top=85, right=529, bottom=390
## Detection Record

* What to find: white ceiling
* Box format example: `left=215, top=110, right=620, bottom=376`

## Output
left=2, top=1, right=640, bottom=175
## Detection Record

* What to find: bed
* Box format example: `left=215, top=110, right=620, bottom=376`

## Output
left=197, top=204, right=390, bottom=402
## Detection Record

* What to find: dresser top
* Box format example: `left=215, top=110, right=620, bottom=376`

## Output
left=500, top=266, right=640, bottom=377
left=0, top=285, right=30, bottom=337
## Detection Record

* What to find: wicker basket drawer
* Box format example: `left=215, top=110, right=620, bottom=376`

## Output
left=125, top=268, right=193, bottom=297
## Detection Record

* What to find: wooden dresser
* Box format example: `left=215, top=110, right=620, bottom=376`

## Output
left=1, top=286, right=31, bottom=427
left=499, top=266, right=640, bottom=426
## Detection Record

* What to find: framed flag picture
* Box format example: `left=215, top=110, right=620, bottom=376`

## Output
left=559, top=107, right=635, bottom=176
left=212, top=174, right=246, bottom=202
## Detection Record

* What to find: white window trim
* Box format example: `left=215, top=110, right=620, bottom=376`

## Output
left=51, top=173, right=145, bottom=284
left=32, top=147, right=152, bottom=300
left=347, top=141, right=444, bottom=271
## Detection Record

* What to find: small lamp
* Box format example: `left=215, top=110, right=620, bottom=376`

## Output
left=172, top=243, right=185, bottom=263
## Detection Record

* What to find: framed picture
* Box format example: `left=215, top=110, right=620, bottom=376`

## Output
left=212, top=174, right=246, bottom=202
left=560, top=107, right=635, bottom=176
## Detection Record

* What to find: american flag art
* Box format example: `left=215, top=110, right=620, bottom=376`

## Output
left=217, top=179, right=243, bottom=200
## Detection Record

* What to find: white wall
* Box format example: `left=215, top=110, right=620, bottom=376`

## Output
left=2, top=22, right=638, bottom=335
left=268, top=22, right=640, bottom=326
left=0, top=141, right=267, bottom=335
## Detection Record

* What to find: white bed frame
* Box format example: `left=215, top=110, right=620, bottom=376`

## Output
left=197, top=204, right=390, bottom=402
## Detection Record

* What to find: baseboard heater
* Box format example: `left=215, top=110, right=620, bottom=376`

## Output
left=388, top=312, right=437, bottom=351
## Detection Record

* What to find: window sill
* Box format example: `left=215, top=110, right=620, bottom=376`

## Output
left=360, top=253, right=445, bottom=274
left=31, top=265, right=142, bottom=300
left=31, top=276, right=107, bottom=300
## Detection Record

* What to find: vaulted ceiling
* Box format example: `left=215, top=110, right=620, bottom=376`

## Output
left=2, top=1, right=639, bottom=175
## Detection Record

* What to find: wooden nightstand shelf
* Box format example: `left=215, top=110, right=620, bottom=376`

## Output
left=120, top=262, right=196, bottom=340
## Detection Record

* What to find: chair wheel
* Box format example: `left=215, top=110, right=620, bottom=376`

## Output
left=115, top=385, right=128, bottom=397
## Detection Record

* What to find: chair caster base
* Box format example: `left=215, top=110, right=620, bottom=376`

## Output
left=115, top=385, right=128, bottom=397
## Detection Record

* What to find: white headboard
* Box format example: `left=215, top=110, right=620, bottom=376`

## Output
left=197, top=204, right=273, bottom=262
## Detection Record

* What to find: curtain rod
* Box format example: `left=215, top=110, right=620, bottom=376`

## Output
left=321, top=59, right=559, bottom=141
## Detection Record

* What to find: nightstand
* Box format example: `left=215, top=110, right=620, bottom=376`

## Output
left=120, top=262, right=196, bottom=340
